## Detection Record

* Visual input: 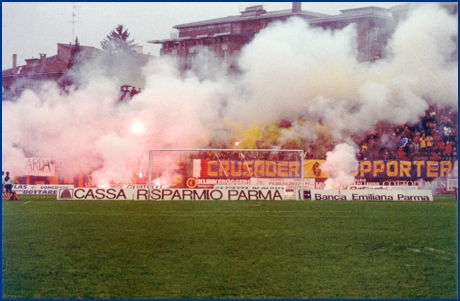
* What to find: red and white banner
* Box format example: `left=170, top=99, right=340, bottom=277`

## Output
left=24, top=157, right=55, bottom=176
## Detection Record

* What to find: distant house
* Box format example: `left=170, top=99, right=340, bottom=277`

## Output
left=148, top=3, right=329, bottom=70
left=389, top=2, right=458, bottom=62
left=2, top=43, right=102, bottom=99
left=149, top=2, right=458, bottom=71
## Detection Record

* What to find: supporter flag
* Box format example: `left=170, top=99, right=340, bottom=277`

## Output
left=2, top=192, right=18, bottom=201
left=193, top=159, right=208, bottom=178
left=304, top=160, right=329, bottom=178
left=399, top=137, right=408, bottom=147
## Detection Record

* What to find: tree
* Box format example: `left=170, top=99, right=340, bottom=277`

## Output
left=98, top=24, right=149, bottom=89
left=67, top=36, right=81, bottom=69
left=101, top=24, right=137, bottom=54
left=58, top=36, right=82, bottom=91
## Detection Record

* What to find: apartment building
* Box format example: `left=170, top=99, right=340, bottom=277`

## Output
left=149, top=2, right=457, bottom=71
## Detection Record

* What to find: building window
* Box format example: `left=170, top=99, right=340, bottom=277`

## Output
left=373, top=27, right=380, bottom=41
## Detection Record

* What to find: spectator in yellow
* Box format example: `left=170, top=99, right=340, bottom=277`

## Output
left=419, top=132, right=427, bottom=154
left=426, top=135, right=434, bottom=154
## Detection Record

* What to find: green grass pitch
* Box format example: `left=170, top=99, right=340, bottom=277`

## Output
left=2, top=195, right=457, bottom=298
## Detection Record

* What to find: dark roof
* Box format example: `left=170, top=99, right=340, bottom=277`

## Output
left=387, top=3, right=412, bottom=12
left=2, top=43, right=103, bottom=78
left=144, top=8, right=331, bottom=44
left=174, top=9, right=330, bottom=29
left=148, top=6, right=391, bottom=44
left=309, top=6, right=393, bottom=24
left=56, top=43, right=103, bottom=60
left=2, top=54, right=67, bottom=77
left=388, top=2, right=457, bottom=12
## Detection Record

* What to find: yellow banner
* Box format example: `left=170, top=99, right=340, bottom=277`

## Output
left=201, top=159, right=458, bottom=179
left=303, top=160, right=330, bottom=178
left=303, top=159, right=458, bottom=179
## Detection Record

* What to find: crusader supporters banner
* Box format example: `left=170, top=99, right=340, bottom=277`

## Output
left=194, top=159, right=457, bottom=179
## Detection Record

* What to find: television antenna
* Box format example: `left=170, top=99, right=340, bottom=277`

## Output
left=70, top=3, right=81, bottom=43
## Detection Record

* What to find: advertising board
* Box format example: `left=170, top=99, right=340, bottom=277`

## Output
left=57, top=186, right=286, bottom=201
left=303, top=189, right=433, bottom=201
left=13, top=184, right=75, bottom=195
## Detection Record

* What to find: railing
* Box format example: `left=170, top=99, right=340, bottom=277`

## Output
left=178, top=25, right=231, bottom=38
left=170, top=31, right=179, bottom=39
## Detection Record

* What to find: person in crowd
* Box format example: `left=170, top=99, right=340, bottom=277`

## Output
left=359, top=143, right=368, bottom=160
left=396, top=147, right=405, bottom=160
left=130, top=86, right=138, bottom=98
left=1, top=171, right=4, bottom=193
left=432, top=131, right=442, bottom=148
left=437, top=139, right=446, bottom=155
left=119, top=86, right=129, bottom=101
left=443, top=124, right=453, bottom=142
left=419, top=131, right=427, bottom=155
left=389, top=151, right=397, bottom=159
left=444, top=140, right=453, bottom=160
left=3, top=171, right=13, bottom=193
left=412, top=131, right=421, bottom=153
left=406, top=139, right=415, bottom=160
left=425, top=134, right=434, bottom=155
left=438, top=116, right=447, bottom=139
left=416, top=121, right=425, bottom=133
left=424, top=118, right=437, bottom=136
left=401, top=126, right=412, bottom=139
left=431, top=151, right=441, bottom=161
left=360, top=143, right=368, bottom=153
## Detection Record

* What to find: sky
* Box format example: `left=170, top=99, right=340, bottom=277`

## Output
left=2, top=2, right=405, bottom=69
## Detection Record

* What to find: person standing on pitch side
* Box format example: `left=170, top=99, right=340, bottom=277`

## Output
left=3, top=171, right=13, bottom=193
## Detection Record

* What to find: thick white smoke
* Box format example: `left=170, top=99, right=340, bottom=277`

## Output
left=232, top=3, right=457, bottom=134
left=321, top=143, right=359, bottom=190
left=2, top=3, right=457, bottom=187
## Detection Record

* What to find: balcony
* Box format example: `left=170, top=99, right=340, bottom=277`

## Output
left=178, top=24, right=231, bottom=39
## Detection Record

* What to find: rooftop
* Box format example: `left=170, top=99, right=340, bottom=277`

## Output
left=173, top=7, right=329, bottom=29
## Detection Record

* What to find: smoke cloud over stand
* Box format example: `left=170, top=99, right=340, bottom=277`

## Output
left=2, top=3, right=457, bottom=187
left=321, top=143, right=359, bottom=189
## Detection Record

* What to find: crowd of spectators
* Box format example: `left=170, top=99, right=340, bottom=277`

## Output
left=195, top=149, right=302, bottom=161
left=119, top=85, right=141, bottom=101
left=356, top=105, right=457, bottom=161
left=196, top=105, right=457, bottom=162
